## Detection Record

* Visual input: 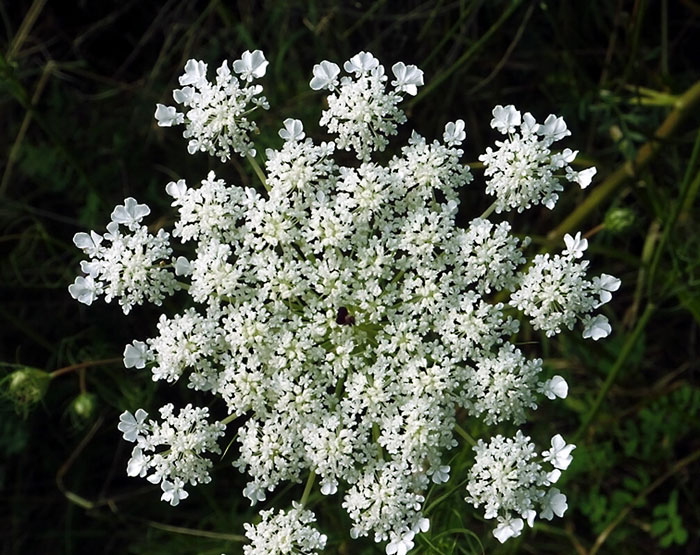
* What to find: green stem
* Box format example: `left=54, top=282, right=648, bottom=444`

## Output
left=246, top=153, right=269, bottom=192
left=220, top=413, right=238, bottom=426
left=548, top=80, right=700, bottom=242
left=479, top=201, right=498, bottom=220
left=454, top=423, right=476, bottom=446
left=299, top=471, right=316, bottom=507
left=574, top=303, right=655, bottom=443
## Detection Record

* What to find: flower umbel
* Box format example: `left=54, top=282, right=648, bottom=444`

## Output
left=70, top=50, right=620, bottom=553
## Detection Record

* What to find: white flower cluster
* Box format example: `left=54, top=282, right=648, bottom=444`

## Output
left=466, top=432, right=575, bottom=543
left=155, top=51, right=270, bottom=161
left=480, top=105, right=597, bottom=213
left=68, top=198, right=178, bottom=314
left=510, top=232, right=621, bottom=338
left=117, top=404, right=225, bottom=505
left=69, top=50, right=621, bottom=551
left=311, top=51, right=423, bottom=160
left=243, top=502, right=327, bottom=554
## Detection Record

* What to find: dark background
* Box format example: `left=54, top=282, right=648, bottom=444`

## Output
left=1, top=1, right=699, bottom=553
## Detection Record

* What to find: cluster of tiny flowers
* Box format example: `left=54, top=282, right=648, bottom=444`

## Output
left=243, top=502, right=327, bottom=554
left=466, top=432, right=575, bottom=543
left=69, top=50, right=621, bottom=552
left=311, top=52, right=423, bottom=160
left=68, top=198, right=177, bottom=314
left=480, top=105, right=597, bottom=213
left=510, top=232, right=621, bottom=338
left=155, top=51, right=270, bottom=161
left=117, top=404, right=225, bottom=505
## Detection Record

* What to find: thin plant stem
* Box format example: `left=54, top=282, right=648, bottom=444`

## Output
left=454, top=423, right=476, bottom=446
left=246, top=153, right=269, bottom=191
left=300, top=471, right=316, bottom=507
left=479, top=201, right=498, bottom=219
left=50, top=357, right=122, bottom=379
left=548, top=80, right=700, bottom=242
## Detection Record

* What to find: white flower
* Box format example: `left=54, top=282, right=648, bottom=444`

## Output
left=165, top=179, right=187, bottom=200
left=117, top=408, right=148, bottom=442
left=386, top=529, right=415, bottom=555
left=582, top=313, right=612, bottom=340
left=110, top=197, right=151, bottom=229
left=70, top=50, right=616, bottom=549
left=179, top=59, right=207, bottom=86
left=73, top=230, right=103, bottom=256
left=310, top=60, right=341, bottom=90
left=127, top=446, right=149, bottom=477
left=539, top=114, right=570, bottom=142
left=391, top=62, right=424, bottom=96
left=243, top=482, right=268, bottom=505
left=564, top=231, right=588, bottom=258
left=431, top=465, right=450, bottom=484
left=542, top=434, right=576, bottom=470
left=68, top=275, right=98, bottom=306
left=154, top=103, right=183, bottom=127
left=493, top=518, right=524, bottom=543
left=233, top=50, right=268, bottom=82
left=575, top=166, right=597, bottom=188
left=540, top=488, right=568, bottom=520
left=344, top=51, right=379, bottom=75
left=278, top=118, right=305, bottom=141
left=174, top=256, right=192, bottom=276
left=243, top=503, right=327, bottom=554
left=595, top=273, right=621, bottom=305
left=123, top=340, right=149, bottom=369
left=443, top=119, right=466, bottom=146
left=161, top=478, right=189, bottom=506
left=490, top=105, right=521, bottom=134
left=542, top=375, right=568, bottom=400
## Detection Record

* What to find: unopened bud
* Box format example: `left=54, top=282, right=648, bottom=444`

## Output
left=69, top=392, right=98, bottom=421
left=604, top=207, right=635, bottom=234
left=5, top=368, right=50, bottom=414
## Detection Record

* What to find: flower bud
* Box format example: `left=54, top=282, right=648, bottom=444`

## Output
left=69, top=392, right=98, bottom=423
left=4, top=368, right=50, bottom=415
left=604, top=207, right=636, bottom=234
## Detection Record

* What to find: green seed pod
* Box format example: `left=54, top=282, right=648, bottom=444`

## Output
left=5, top=368, right=51, bottom=415
left=604, top=207, right=636, bottom=234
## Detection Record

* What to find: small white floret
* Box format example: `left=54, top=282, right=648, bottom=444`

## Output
left=179, top=59, right=207, bottom=86
left=582, top=314, right=612, bottom=340
left=343, top=51, right=379, bottom=75
left=563, top=231, right=588, bottom=258
left=391, top=62, right=424, bottom=96
left=539, top=114, right=571, bottom=142
left=443, top=120, right=466, bottom=146
left=232, top=50, right=268, bottom=82
left=110, top=197, right=151, bottom=228
left=493, top=518, right=524, bottom=543
left=68, top=275, right=98, bottom=306
left=542, top=375, right=568, bottom=400
left=123, top=340, right=149, bottom=369
left=279, top=118, right=305, bottom=141
left=543, top=434, right=575, bottom=470
left=540, top=488, right=568, bottom=520
left=310, top=60, right=341, bottom=90
left=576, top=167, right=597, bottom=189
left=154, top=104, right=183, bottom=127
left=117, top=408, right=148, bottom=442
left=490, top=105, right=521, bottom=134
